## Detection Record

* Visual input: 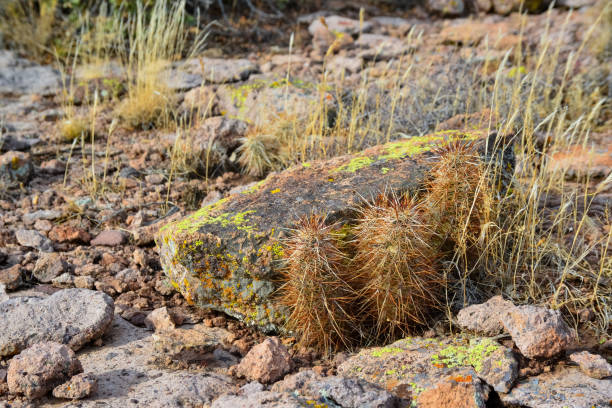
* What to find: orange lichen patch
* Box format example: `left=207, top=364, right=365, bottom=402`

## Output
left=452, top=375, right=473, bottom=383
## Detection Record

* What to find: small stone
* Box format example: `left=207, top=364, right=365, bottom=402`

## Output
left=0, top=151, right=34, bottom=183
left=22, top=210, right=62, bottom=225
left=51, top=272, right=75, bottom=288
left=153, top=324, right=234, bottom=362
left=145, top=173, right=165, bottom=185
left=33, top=252, right=69, bottom=283
left=90, top=230, right=126, bottom=246
left=52, top=373, right=97, bottom=400
left=40, top=159, right=65, bottom=175
left=7, top=342, right=83, bottom=400
left=0, top=264, right=23, bottom=290
left=144, top=307, right=176, bottom=332
left=570, top=351, right=612, bottom=379
left=73, top=275, right=95, bottom=289
left=491, top=0, right=518, bottom=14
left=427, top=0, right=466, bottom=16
left=33, top=219, right=53, bottom=232
left=48, top=225, right=91, bottom=244
left=234, top=337, right=292, bottom=384
left=15, top=229, right=53, bottom=252
left=212, top=316, right=226, bottom=327
left=457, top=296, right=514, bottom=336
left=501, top=305, right=574, bottom=359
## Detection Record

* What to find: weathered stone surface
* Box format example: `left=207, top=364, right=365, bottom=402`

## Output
left=23, top=210, right=63, bottom=225
left=272, top=370, right=399, bottom=408
left=0, top=51, right=61, bottom=96
left=90, top=230, right=126, bottom=246
left=33, top=253, right=70, bottom=283
left=234, top=337, right=292, bottom=384
left=211, top=384, right=303, bottom=408
left=501, top=366, right=612, bottom=408
left=456, top=295, right=513, bottom=336
left=144, top=307, right=176, bottom=332
left=501, top=304, right=574, bottom=359
left=416, top=368, right=488, bottom=408
left=7, top=342, right=83, bottom=400
left=308, top=15, right=373, bottom=37
left=164, top=57, right=260, bottom=90
left=0, top=289, right=114, bottom=357
left=356, top=34, right=410, bottom=60
left=52, top=373, right=98, bottom=400
left=569, top=351, right=612, bottom=379
left=153, top=324, right=234, bottom=363
left=214, top=76, right=328, bottom=125
left=158, top=131, right=504, bottom=331
left=0, top=151, right=34, bottom=184
left=0, top=283, right=7, bottom=303
left=337, top=336, right=516, bottom=404
left=427, top=0, right=466, bottom=16
left=0, top=264, right=23, bottom=291
left=15, top=229, right=53, bottom=252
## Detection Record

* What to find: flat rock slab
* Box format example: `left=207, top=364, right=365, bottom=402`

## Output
left=500, top=366, right=612, bottom=408
left=337, top=336, right=518, bottom=402
left=158, top=130, right=498, bottom=331
left=0, top=51, right=61, bottom=96
left=40, top=316, right=235, bottom=408
left=163, top=57, right=260, bottom=90
left=0, top=289, right=114, bottom=357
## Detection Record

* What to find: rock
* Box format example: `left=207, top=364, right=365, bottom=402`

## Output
left=211, top=389, right=303, bottom=408
left=427, top=0, right=466, bottom=16
left=153, top=324, right=234, bottom=362
left=214, top=76, right=330, bottom=125
left=164, top=57, right=260, bottom=91
left=51, top=272, right=75, bottom=288
left=7, top=342, right=83, bottom=399
left=182, top=86, right=219, bottom=114
left=23, top=210, right=62, bottom=225
left=569, top=351, right=612, bottom=379
left=308, top=16, right=373, bottom=37
left=73, top=275, right=95, bottom=289
left=501, top=366, right=612, bottom=408
left=272, top=370, right=399, bottom=408
left=0, top=50, right=61, bottom=96
left=338, top=336, right=517, bottom=404
left=52, top=373, right=98, bottom=400
left=491, top=0, right=518, bottom=14
left=0, top=283, right=7, bottom=303
left=0, top=264, right=23, bottom=291
left=557, top=0, right=596, bottom=7
left=0, top=289, right=114, bottom=357
left=475, top=0, right=492, bottom=12
left=234, top=337, right=292, bottom=384
left=144, top=307, right=176, bottom=332
left=501, top=304, right=574, bottom=359
left=356, top=34, right=409, bottom=60
left=456, top=295, right=513, bottom=336
left=40, top=159, right=66, bottom=174
left=328, top=56, right=363, bottom=74
left=15, top=229, right=53, bottom=252
left=0, top=133, right=37, bottom=152
left=48, top=225, right=91, bottom=244
left=547, top=144, right=611, bottom=180
left=33, top=252, right=69, bottom=283
left=90, top=230, right=126, bottom=246
left=0, top=151, right=34, bottom=184
left=416, top=369, right=488, bottom=408
left=158, top=131, right=509, bottom=330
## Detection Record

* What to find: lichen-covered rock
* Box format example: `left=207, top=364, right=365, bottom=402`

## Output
left=158, top=130, right=507, bottom=332
left=0, top=151, right=34, bottom=184
left=501, top=366, right=612, bottom=408
left=7, top=342, right=83, bottom=400
left=416, top=368, right=489, bottom=408
left=337, top=336, right=517, bottom=404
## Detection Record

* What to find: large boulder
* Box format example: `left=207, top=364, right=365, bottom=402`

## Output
left=158, top=131, right=510, bottom=332
left=0, top=289, right=114, bottom=357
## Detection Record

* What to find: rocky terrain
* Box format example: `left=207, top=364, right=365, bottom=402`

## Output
left=1, top=0, right=611, bottom=406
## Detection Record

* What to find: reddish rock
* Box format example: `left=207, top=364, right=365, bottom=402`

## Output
left=90, top=230, right=126, bottom=246
left=144, top=307, right=176, bottom=332
left=33, top=253, right=69, bottom=283
left=0, top=264, right=23, bottom=290
left=234, top=337, right=292, bottom=384
left=456, top=296, right=513, bottom=336
left=52, top=373, right=97, bottom=400
left=570, top=351, right=612, bottom=379
left=416, top=369, right=488, bottom=408
left=501, top=304, right=574, bottom=359
left=48, top=225, right=91, bottom=244
left=7, top=342, right=83, bottom=399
